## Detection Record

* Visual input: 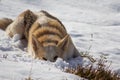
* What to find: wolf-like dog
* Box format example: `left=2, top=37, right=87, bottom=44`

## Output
left=0, top=10, right=80, bottom=62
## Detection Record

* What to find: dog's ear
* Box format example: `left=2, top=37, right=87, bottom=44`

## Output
left=57, top=34, right=70, bottom=51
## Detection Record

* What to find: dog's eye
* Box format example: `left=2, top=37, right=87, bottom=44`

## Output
left=42, top=57, right=47, bottom=61
left=54, top=56, right=58, bottom=61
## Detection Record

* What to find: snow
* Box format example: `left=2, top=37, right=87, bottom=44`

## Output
left=0, top=36, right=83, bottom=80
left=0, top=0, right=120, bottom=80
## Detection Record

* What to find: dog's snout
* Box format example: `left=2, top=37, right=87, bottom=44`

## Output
left=54, top=56, right=58, bottom=61
left=42, top=57, right=47, bottom=61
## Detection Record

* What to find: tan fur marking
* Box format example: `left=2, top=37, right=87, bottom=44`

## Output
left=42, top=43, right=56, bottom=47
left=38, top=34, right=61, bottom=43
left=27, top=22, right=41, bottom=57
left=47, top=19, right=67, bottom=36
left=33, top=26, right=63, bottom=39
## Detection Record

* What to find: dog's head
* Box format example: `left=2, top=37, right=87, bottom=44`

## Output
left=32, top=34, right=72, bottom=62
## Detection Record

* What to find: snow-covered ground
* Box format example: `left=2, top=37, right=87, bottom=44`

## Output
left=0, top=0, right=120, bottom=80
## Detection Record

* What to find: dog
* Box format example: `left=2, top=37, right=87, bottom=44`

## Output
left=0, top=10, right=80, bottom=62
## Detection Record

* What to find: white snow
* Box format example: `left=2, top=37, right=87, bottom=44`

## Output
left=0, top=0, right=120, bottom=80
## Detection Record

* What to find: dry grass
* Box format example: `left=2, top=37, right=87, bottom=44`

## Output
left=66, top=65, right=120, bottom=80
left=66, top=56, right=120, bottom=80
left=25, top=77, right=33, bottom=80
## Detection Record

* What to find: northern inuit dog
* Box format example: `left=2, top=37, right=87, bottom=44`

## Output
left=0, top=10, right=80, bottom=62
